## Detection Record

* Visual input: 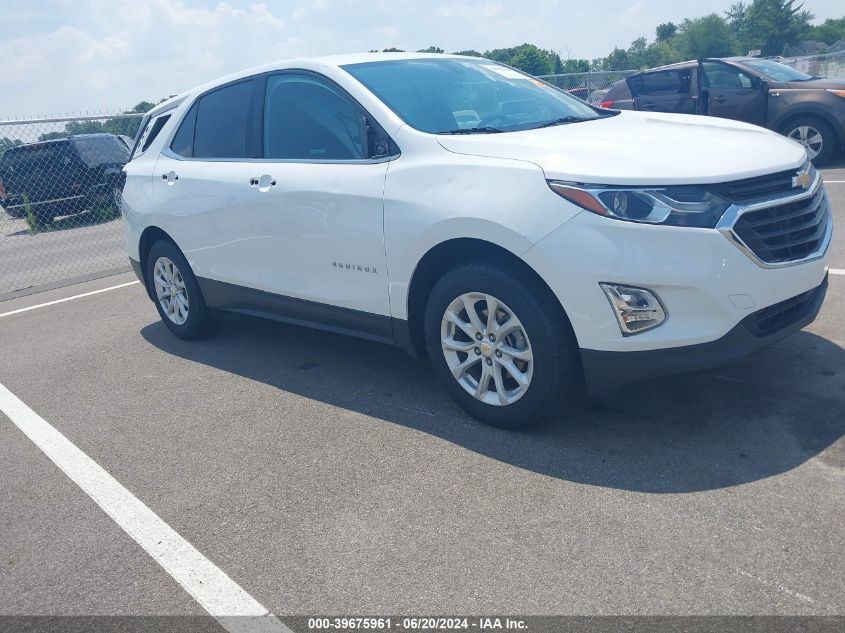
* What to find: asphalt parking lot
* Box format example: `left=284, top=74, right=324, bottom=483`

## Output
left=1, top=166, right=844, bottom=631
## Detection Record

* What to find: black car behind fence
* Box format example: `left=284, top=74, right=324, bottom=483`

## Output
left=0, top=113, right=142, bottom=298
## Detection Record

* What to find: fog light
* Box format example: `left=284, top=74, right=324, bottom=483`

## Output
left=600, top=283, right=666, bottom=336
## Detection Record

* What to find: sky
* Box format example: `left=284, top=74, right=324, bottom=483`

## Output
left=1, top=0, right=842, bottom=118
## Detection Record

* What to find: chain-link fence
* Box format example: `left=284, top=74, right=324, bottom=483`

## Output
left=777, top=50, right=845, bottom=79
left=538, top=70, right=637, bottom=104
left=0, top=112, right=143, bottom=298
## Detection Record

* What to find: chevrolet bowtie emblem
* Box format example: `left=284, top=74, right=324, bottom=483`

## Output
left=792, top=170, right=812, bottom=189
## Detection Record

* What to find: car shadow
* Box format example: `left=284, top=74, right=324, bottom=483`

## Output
left=141, top=313, right=845, bottom=494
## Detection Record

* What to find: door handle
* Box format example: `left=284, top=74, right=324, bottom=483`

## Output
left=712, top=96, right=728, bottom=104
left=161, top=171, right=178, bottom=184
left=250, top=175, right=277, bottom=191
left=640, top=102, right=655, bottom=110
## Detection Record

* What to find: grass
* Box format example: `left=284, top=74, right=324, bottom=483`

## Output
left=22, top=194, right=45, bottom=234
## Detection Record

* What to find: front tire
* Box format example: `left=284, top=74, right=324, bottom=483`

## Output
left=424, top=261, right=581, bottom=430
left=146, top=240, right=217, bottom=340
left=782, top=116, right=837, bottom=164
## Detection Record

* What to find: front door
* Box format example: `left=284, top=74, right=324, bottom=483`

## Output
left=700, top=61, right=768, bottom=126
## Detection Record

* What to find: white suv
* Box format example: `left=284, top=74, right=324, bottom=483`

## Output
left=122, top=53, right=832, bottom=429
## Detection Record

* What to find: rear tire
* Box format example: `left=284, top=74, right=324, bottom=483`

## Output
left=424, top=260, right=581, bottom=430
left=146, top=240, right=217, bottom=340
left=781, top=116, right=837, bottom=165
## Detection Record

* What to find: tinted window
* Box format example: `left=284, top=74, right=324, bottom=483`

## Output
left=1, top=142, right=76, bottom=173
left=631, top=70, right=690, bottom=95
left=193, top=81, right=253, bottom=159
left=702, top=63, right=756, bottom=89
left=263, top=75, right=365, bottom=160
left=171, top=104, right=197, bottom=158
left=343, top=58, right=605, bottom=134
left=138, top=115, right=170, bottom=153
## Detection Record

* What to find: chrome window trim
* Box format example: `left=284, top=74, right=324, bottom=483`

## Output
left=715, top=170, right=832, bottom=269
left=162, top=68, right=401, bottom=164
left=160, top=146, right=397, bottom=165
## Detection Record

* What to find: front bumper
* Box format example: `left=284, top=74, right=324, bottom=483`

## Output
left=581, top=275, right=828, bottom=395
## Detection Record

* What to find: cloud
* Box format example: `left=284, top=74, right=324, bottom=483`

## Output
left=3, top=0, right=845, bottom=117
left=435, top=2, right=504, bottom=19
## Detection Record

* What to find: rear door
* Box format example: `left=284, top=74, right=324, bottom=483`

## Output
left=151, top=78, right=262, bottom=286
left=700, top=61, right=767, bottom=126
left=629, top=68, right=696, bottom=114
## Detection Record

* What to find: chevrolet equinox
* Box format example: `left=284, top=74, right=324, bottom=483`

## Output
left=122, top=54, right=832, bottom=429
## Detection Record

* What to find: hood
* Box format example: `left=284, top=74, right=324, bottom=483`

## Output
left=437, top=111, right=807, bottom=186
left=781, top=78, right=845, bottom=89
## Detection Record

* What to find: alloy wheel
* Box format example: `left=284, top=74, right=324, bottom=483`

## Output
left=440, top=292, right=534, bottom=406
left=153, top=256, right=190, bottom=325
left=787, top=125, right=823, bottom=160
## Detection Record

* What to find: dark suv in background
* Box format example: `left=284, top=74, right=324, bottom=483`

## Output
left=601, top=57, right=845, bottom=163
left=0, top=133, right=129, bottom=225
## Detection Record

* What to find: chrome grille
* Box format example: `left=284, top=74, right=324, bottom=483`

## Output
left=732, top=187, right=829, bottom=264
left=707, top=168, right=797, bottom=203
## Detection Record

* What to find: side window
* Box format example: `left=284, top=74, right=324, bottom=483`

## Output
left=171, top=103, right=197, bottom=158
left=263, top=74, right=366, bottom=160
left=702, top=63, right=755, bottom=90
left=193, top=81, right=253, bottom=159
left=141, top=115, right=170, bottom=153
left=133, top=113, right=171, bottom=159
left=631, top=70, right=688, bottom=96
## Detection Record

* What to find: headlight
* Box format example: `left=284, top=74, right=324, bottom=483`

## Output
left=547, top=182, right=731, bottom=228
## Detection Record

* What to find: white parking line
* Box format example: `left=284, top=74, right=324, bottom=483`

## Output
left=822, top=180, right=845, bottom=183
left=0, top=381, right=291, bottom=633
left=830, top=269, right=845, bottom=276
left=0, top=280, right=140, bottom=318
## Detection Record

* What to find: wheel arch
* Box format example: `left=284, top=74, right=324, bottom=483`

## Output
left=137, top=225, right=180, bottom=300
left=772, top=108, right=845, bottom=150
left=401, top=237, right=575, bottom=358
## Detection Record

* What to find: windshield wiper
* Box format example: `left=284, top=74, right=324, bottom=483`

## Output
left=534, top=115, right=600, bottom=129
left=442, top=127, right=503, bottom=134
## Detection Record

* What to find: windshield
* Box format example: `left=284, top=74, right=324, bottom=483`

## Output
left=342, top=57, right=609, bottom=134
left=741, top=59, right=814, bottom=82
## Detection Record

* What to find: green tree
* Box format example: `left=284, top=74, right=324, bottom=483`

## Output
left=729, top=0, right=814, bottom=55
left=417, top=46, right=444, bottom=53
left=560, top=58, right=590, bottom=73
left=451, top=49, right=483, bottom=57
left=675, top=13, right=738, bottom=58
left=509, top=47, right=555, bottom=75
left=0, top=137, right=23, bottom=160
left=803, top=17, right=845, bottom=44
left=484, top=43, right=556, bottom=74
left=656, top=22, right=678, bottom=42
